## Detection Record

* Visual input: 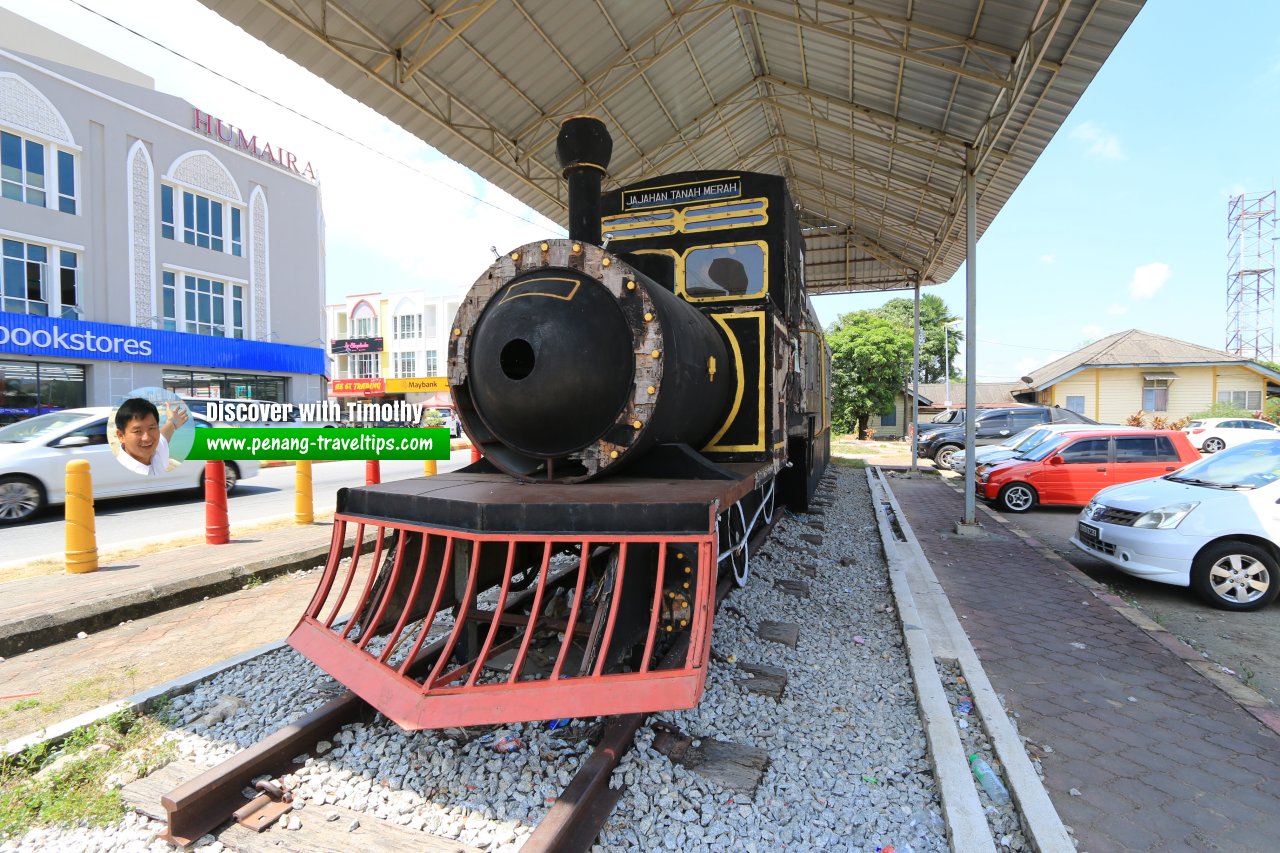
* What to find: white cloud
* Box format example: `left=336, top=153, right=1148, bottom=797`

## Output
left=1129, top=262, right=1171, bottom=300
left=1106, top=303, right=1128, bottom=316
left=1040, top=254, right=1055, bottom=264
left=1070, top=121, right=1124, bottom=160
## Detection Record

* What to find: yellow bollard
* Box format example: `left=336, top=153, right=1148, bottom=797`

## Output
left=295, top=460, right=314, bottom=525
left=65, top=459, right=98, bottom=573
left=422, top=459, right=437, bottom=477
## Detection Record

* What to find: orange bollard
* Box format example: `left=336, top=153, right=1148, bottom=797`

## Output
left=422, top=459, right=437, bottom=477
left=64, top=459, right=98, bottom=573
left=365, top=459, right=381, bottom=485
left=470, top=445, right=481, bottom=464
left=204, top=460, right=229, bottom=545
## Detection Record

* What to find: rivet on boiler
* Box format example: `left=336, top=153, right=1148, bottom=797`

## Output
left=510, top=251, right=520, bottom=261
left=453, top=328, right=462, bottom=336
left=540, top=242, right=549, bottom=252
left=647, top=385, right=656, bottom=395
left=572, top=242, right=582, bottom=254
left=651, top=350, right=661, bottom=359
left=609, top=450, right=619, bottom=459
left=626, top=280, right=636, bottom=290
left=644, top=312, right=653, bottom=322
left=602, top=257, right=611, bottom=267
left=632, top=420, right=643, bottom=430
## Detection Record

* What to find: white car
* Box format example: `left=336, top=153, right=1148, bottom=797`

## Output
left=0, top=407, right=259, bottom=524
left=1182, top=417, right=1280, bottom=453
left=1070, top=438, right=1280, bottom=611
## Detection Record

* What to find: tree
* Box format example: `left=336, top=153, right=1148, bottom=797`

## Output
left=826, top=311, right=915, bottom=438
left=873, top=294, right=961, bottom=383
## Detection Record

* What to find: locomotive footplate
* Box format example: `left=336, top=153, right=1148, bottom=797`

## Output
left=287, top=463, right=775, bottom=731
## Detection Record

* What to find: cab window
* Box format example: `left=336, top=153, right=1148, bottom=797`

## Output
left=682, top=243, right=765, bottom=299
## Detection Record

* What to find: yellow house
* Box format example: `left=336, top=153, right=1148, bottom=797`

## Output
left=1014, top=329, right=1280, bottom=423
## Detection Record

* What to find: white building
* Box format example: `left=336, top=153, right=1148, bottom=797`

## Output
left=0, top=10, right=326, bottom=424
left=325, top=290, right=462, bottom=405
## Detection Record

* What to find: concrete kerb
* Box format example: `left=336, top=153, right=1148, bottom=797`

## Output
left=865, top=468, right=995, bottom=853
left=0, top=532, right=357, bottom=659
left=869, top=467, right=1075, bottom=853
left=3, top=637, right=289, bottom=759
left=937, top=473, right=1280, bottom=738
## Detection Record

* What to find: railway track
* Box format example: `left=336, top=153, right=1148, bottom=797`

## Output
left=156, top=509, right=781, bottom=851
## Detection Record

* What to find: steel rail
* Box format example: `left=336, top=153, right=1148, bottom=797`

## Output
left=159, top=562, right=581, bottom=846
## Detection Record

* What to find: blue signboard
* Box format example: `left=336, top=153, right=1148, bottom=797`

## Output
left=0, top=312, right=326, bottom=375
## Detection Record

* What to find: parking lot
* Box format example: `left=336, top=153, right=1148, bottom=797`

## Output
left=938, top=473, right=1280, bottom=708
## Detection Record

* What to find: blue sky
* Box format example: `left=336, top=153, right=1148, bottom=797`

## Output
left=3, top=0, right=1275, bottom=381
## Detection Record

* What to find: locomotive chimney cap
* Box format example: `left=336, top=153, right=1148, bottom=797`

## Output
left=557, top=115, right=612, bottom=177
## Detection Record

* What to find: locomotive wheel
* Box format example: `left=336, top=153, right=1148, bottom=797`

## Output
left=722, top=502, right=750, bottom=587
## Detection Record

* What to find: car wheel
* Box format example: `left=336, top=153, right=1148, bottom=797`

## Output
left=0, top=475, right=46, bottom=524
left=1202, top=437, right=1226, bottom=453
left=997, top=483, right=1037, bottom=513
left=1191, top=540, right=1280, bottom=611
left=197, top=463, right=241, bottom=495
left=934, top=445, right=961, bottom=469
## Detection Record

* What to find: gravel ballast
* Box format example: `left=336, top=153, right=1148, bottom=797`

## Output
left=2, top=466, right=954, bottom=852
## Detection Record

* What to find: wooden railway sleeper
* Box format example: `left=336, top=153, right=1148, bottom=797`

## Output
left=231, top=778, right=294, bottom=833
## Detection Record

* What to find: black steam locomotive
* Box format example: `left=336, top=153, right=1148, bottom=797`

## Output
left=289, top=118, right=830, bottom=729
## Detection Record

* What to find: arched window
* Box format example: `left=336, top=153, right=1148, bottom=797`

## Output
left=161, top=151, right=245, bottom=256
left=392, top=297, right=421, bottom=340
left=350, top=300, right=378, bottom=339
left=0, top=73, right=78, bottom=214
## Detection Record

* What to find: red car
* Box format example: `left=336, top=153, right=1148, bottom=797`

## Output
left=976, top=429, right=1199, bottom=513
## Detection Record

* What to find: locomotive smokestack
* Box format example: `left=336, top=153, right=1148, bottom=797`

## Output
left=556, top=116, right=612, bottom=246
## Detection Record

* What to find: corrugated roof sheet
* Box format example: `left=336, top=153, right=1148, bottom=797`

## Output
left=198, top=0, right=1144, bottom=293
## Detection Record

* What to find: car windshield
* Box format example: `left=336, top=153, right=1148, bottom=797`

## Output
left=0, top=412, right=90, bottom=443
left=930, top=410, right=962, bottom=424
left=1006, top=427, right=1050, bottom=451
left=1165, top=439, right=1280, bottom=489
left=1021, top=434, right=1074, bottom=462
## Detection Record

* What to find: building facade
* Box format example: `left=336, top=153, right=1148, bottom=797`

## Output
left=0, top=15, right=326, bottom=424
left=326, top=291, right=462, bottom=406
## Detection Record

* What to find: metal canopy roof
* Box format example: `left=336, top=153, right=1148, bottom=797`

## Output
left=200, top=0, right=1143, bottom=294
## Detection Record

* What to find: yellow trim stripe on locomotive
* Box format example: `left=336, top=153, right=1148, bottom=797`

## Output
left=703, top=311, right=766, bottom=452
left=498, top=276, right=581, bottom=303
left=602, top=197, right=769, bottom=241
left=703, top=313, right=746, bottom=450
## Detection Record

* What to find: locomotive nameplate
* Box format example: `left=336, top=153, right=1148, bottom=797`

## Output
left=623, top=176, right=742, bottom=211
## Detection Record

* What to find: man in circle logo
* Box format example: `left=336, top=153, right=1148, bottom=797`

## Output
left=114, top=397, right=189, bottom=476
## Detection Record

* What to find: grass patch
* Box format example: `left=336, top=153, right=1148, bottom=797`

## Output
left=0, top=706, right=176, bottom=839
left=831, top=457, right=868, bottom=469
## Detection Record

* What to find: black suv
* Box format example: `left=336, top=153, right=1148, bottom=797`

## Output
left=917, top=406, right=1097, bottom=469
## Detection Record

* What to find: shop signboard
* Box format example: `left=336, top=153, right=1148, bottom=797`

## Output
left=331, top=378, right=385, bottom=396
left=0, top=312, right=326, bottom=374
left=330, top=337, right=384, bottom=354
left=384, top=377, right=449, bottom=393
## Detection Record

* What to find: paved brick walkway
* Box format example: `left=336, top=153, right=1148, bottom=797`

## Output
left=887, top=473, right=1280, bottom=853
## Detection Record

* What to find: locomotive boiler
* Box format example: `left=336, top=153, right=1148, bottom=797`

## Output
left=286, top=117, right=830, bottom=730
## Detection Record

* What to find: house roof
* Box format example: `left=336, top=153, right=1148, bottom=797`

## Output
left=1021, top=329, right=1280, bottom=390
left=916, top=381, right=1021, bottom=408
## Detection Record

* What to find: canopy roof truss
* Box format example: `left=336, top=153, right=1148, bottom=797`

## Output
left=202, top=0, right=1142, bottom=293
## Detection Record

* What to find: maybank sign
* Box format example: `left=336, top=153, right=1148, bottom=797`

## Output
left=0, top=312, right=326, bottom=374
